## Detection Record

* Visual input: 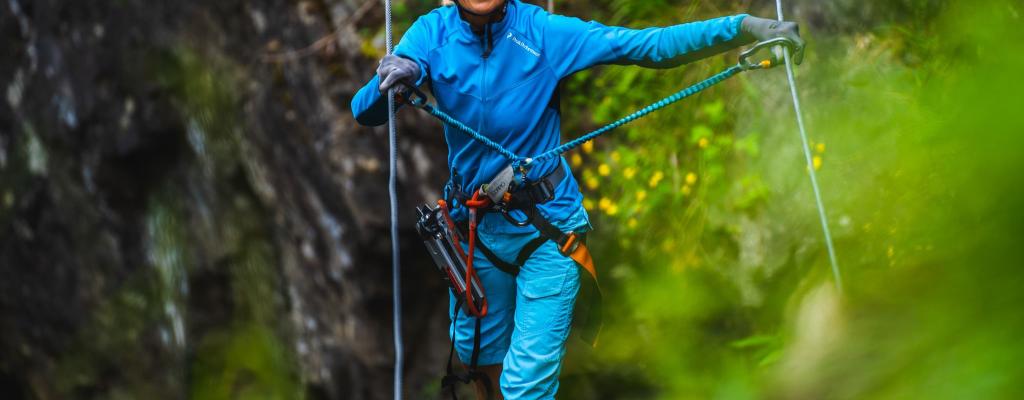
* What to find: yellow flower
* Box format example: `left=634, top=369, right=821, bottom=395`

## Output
left=606, top=204, right=619, bottom=216
left=816, top=142, right=826, bottom=153
left=582, top=141, right=594, bottom=154
left=648, top=171, right=664, bottom=188
left=698, top=137, right=709, bottom=149
left=610, top=151, right=622, bottom=162
left=887, top=246, right=895, bottom=259
left=571, top=153, right=583, bottom=167
left=661, top=239, right=675, bottom=252
left=627, top=218, right=638, bottom=229
left=623, top=167, right=637, bottom=180
left=681, top=185, right=692, bottom=196
left=685, top=172, right=698, bottom=185
left=636, top=190, right=647, bottom=202
left=598, top=197, right=612, bottom=211
left=598, top=163, right=611, bottom=176
left=585, top=176, right=600, bottom=190
left=812, top=155, right=823, bottom=171
left=583, top=198, right=595, bottom=210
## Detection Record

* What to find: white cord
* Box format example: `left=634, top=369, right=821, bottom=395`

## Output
left=775, top=0, right=843, bottom=292
left=383, top=0, right=405, bottom=398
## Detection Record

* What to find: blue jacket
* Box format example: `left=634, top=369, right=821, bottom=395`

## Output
left=352, top=0, right=748, bottom=233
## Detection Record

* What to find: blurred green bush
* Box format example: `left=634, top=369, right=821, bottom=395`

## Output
left=555, top=0, right=1024, bottom=398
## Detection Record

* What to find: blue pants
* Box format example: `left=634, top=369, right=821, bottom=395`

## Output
left=448, top=227, right=582, bottom=399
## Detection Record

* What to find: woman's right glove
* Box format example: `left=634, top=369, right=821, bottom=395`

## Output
left=377, top=55, right=421, bottom=95
left=741, top=16, right=806, bottom=65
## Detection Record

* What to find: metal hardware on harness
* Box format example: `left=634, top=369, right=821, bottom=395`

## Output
left=501, top=207, right=534, bottom=227
left=559, top=232, right=582, bottom=256
left=415, top=203, right=487, bottom=311
left=482, top=165, right=516, bottom=204
left=739, top=37, right=798, bottom=71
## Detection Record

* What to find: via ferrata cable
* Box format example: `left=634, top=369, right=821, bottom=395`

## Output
left=383, top=0, right=404, bottom=398
left=775, top=0, right=843, bottom=292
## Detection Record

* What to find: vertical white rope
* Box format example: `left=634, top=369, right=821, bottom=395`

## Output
left=383, top=0, right=404, bottom=398
left=548, top=0, right=554, bottom=12
left=775, top=0, right=843, bottom=292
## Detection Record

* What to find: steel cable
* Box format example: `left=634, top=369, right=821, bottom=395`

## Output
left=775, top=0, right=843, bottom=292
left=383, top=0, right=404, bottom=398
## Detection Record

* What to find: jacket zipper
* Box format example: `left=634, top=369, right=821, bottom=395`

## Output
left=480, top=22, right=491, bottom=145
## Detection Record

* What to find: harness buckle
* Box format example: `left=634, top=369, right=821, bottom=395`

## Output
left=500, top=205, right=534, bottom=227
left=559, top=233, right=582, bottom=256
left=739, top=37, right=798, bottom=71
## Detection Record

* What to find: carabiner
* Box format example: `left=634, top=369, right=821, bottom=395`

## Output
left=397, top=81, right=430, bottom=108
left=738, top=37, right=798, bottom=71
left=501, top=206, right=534, bottom=228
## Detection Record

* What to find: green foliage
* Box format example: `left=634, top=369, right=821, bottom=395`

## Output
left=558, top=0, right=1024, bottom=398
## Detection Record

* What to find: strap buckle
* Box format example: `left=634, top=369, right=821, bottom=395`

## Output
left=500, top=205, right=534, bottom=227
left=739, top=37, right=797, bottom=71
left=558, top=232, right=582, bottom=256
left=529, top=178, right=557, bottom=204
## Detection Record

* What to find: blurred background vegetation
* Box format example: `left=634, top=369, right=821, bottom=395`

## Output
left=2, top=0, right=1023, bottom=399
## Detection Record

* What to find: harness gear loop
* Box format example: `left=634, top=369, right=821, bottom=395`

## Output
left=463, top=191, right=492, bottom=317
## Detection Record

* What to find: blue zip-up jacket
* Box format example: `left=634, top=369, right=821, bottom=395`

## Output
left=352, top=1, right=749, bottom=233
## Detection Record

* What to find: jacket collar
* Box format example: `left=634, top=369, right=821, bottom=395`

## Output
left=451, top=0, right=515, bottom=40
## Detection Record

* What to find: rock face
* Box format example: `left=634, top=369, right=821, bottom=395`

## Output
left=0, top=0, right=450, bottom=398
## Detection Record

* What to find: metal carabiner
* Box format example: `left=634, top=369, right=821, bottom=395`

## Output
left=397, top=80, right=430, bottom=108
left=501, top=206, right=534, bottom=228
left=738, top=37, right=798, bottom=71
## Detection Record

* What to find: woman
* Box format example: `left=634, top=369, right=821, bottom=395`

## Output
left=351, top=1, right=804, bottom=398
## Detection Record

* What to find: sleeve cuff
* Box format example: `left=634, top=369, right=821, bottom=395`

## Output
left=733, top=14, right=750, bottom=38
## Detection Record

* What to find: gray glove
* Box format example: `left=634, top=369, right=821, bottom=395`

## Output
left=377, top=55, right=421, bottom=95
left=741, top=16, right=806, bottom=64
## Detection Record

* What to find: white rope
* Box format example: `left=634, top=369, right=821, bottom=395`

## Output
left=774, top=0, right=843, bottom=292
left=383, top=0, right=404, bottom=398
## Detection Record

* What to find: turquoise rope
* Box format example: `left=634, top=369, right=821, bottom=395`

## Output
left=423, top=104, right=523, bottom=163
left=414, top=64, right=745, bottom=173
left=530, top=65, right=743, bottom=165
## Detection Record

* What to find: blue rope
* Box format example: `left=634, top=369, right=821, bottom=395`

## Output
left=530, top=65, right=742, bottom=165
left=424, top=105, right=523, bottom=163
left=415, top=65, right=744, bottom=174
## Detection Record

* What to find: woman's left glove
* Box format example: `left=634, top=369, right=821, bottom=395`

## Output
left=741, top=16, right=806, bottom=64
left=377, top=55, right=421, bottom=95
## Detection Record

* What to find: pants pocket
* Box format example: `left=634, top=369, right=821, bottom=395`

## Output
left=515, top=271, right=569, bottom=335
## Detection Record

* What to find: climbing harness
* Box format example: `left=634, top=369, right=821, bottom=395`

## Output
left=775, top=0, right=843, bottom=292
left=418, top=163, right=601, bottom=400
left=382, top=0, right=403, bottom=399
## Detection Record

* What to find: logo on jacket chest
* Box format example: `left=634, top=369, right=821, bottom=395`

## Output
left=506, top=32, right=540, bottom=58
